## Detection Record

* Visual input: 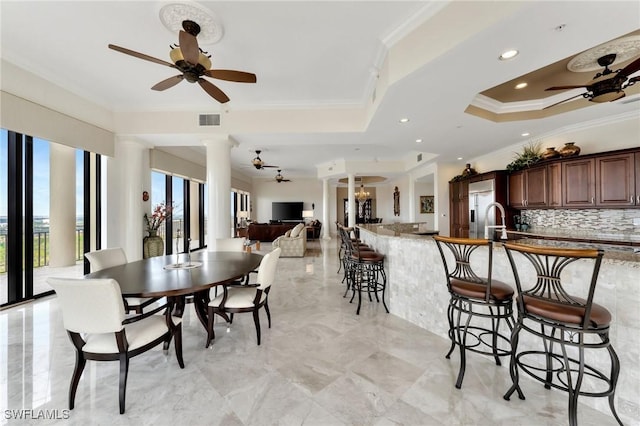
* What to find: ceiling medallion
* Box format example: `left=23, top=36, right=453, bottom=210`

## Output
left=159, top=2, right=223, bottom=45
left=568, top=35, right=640, bottom=72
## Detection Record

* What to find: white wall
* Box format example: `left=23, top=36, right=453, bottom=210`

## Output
left=251, top=178, right=323, bottom=224
left=470, top=114, right=640, bottom=174
left=415, top=181, right=435, bottom=228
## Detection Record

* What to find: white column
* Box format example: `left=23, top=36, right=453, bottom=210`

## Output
left=189, top=181, right=200, bottom=248
left=347, top=174, right=355, bottom=228
left=203, top=137, right=235, bottom=250
left=105, top=138, right=149, bottom=261
left=49, top=143, right=76, bottom=267
left=408, top=178, right=416, bottom=222
left=322, top=178, right=331, bottom=239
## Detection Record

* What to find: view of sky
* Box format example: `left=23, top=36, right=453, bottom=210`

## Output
left=0, top=130, right=84, bottom=217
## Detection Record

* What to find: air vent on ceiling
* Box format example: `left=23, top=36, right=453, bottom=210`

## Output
left=198, top=113, right=221, bottom=126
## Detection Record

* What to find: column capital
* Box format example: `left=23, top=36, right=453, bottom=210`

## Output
left=201, top=136, right=237, bottom=149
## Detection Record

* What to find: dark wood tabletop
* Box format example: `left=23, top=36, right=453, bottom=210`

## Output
left=84, top=251, right=263, bottom=298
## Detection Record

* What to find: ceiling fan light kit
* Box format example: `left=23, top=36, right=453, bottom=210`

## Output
left=544, top=52, right=640, bottom=109
left=108, top=18, right=255, bottom=104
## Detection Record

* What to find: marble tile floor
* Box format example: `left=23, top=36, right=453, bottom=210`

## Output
left=0, top=240, right=630, bottom=425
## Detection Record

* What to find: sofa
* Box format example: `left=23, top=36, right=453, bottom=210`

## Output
left=272, top=223, right=307, bottom=257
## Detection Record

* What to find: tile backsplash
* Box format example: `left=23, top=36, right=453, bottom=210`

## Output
left=523, top=209, right=640, bottom=233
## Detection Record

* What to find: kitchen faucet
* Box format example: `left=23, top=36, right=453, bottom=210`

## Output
left=484, top=202, right=508, bottom=240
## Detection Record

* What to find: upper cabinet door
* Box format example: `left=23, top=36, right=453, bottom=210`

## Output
left=595, top=153, right=636, bottom=207
left=562, top=158, right=595, bottom=207
left=524, top=167, right=548, bottom=207
left=508, top=171, right=525, bottom=208
left=547, top=163, right=562, bottom=207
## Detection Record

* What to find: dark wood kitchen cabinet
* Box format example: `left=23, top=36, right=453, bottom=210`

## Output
left=595, top=152, right=636, bottom=207
left=636, top=152, right=640, bottom=206
left=547, top=162, right=562, bottom=207
left=508, top=166, right=549, bottom=208
left=562, top=158, right=595, bottom=207
left=449, top=180, right=469, bottom=238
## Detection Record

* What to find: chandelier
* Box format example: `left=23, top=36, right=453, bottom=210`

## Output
left=355, top=184, right=370, bottom=202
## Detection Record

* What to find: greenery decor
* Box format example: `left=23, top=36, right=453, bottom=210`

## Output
left=505, top=142, right=543, bottom=172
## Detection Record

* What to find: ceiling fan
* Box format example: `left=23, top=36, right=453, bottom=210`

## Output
left=251, top=150, right=279, bottom=170
left=274, top=170, right=291, bottom=183
left=108, top=20, right=256, bottom=103
left=544, top=53, right=640, bottom=109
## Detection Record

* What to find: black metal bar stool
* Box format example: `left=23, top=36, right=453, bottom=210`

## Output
left=434, top=236, right=515, bottom=389
left=337, top=225, right=374, bottom=294
left=339, top=225, right=387, bottom=315
left=502, top=243, right=622, bottom=426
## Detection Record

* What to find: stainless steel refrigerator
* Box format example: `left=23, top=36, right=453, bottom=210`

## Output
left=468, top=180, right=496, bottom=239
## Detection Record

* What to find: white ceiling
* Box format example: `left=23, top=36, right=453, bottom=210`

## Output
left=2, top=1, right=639, bottom=182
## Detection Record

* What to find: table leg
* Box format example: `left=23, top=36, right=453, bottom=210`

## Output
left=191, top=290, right=210, bottom=330
left=246, top=246, right=252, bottom=253
left=256, top=241, right=261, bottom=250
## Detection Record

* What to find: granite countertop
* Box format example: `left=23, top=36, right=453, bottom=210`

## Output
left=506, top=229, right=640, bottom=246
left=358, top=224, right=639, bottom=263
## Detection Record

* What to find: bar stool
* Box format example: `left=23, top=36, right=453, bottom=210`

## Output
left=337, top=225, right=373, bottom=293
left=339, top=225, right=387, bottom=315
left=433, top=236, right=515, bottom=389
left=502, top=243, right=621, bottom=426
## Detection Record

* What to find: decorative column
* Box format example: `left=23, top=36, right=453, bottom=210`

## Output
left=322, top=178, right=331, bottom=239
left=49, top=143, right=76, bottom=267
left=347, top=174, right=355, bottom=228
left=105, top=138, right=149, bottom=261
left=408, top=179, right=416, bottom=222
left=203, top=137, right=235, bottom=250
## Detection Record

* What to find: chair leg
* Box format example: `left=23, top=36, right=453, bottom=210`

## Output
left=445, top=301, right=456, bottom=359
left=118, top=354, right=129, bottom=414
left=455, top=304, right=472, bottom=389
left=490, top=308, right=502, bottom=366
left=379, top=266, right=389, bottom=313
left=69, top=349, right=86, bottom=410
left=253, top=309, right=261, bottom=345
left=206, top=306, right=216, bottom=348
left=264, top=302, right=272, bottom=328
left=605, top=339, right=623, bottom=425
left=174, top=325, right=185, bottom=368
left=563, top=339, right=583, bottom=426
left=504, top=319, right=525, bottom=401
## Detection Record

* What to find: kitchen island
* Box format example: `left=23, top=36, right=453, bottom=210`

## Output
left=357, top=224, right=639, bottom=422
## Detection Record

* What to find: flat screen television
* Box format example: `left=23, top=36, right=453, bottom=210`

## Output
left=272, top=202, right=303, bottom=221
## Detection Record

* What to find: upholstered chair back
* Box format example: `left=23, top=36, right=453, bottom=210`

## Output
left=47, top=277, right=126, bottom=334
left=256, top=247, right=281, bottom=290
left=85, top=248, right=127, bottom=272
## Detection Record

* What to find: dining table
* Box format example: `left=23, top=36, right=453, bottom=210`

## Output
left=84, top=250, right=263, bottom=330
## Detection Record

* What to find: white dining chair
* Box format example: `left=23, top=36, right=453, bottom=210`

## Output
left=206, top=247, right=281, bottom=347
left=47, top=277, right=184, bottom=414
left=84, top=248, right=159, bottom=313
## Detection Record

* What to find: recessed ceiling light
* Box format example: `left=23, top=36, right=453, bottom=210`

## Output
left=521, top=132, right=530, bottom=137
left=457, top=157, right=463, bottom=161
left=399, top=118, right=410, bottom=123
left=515, top=82, right=528, bottom=89
left=499, top=49, right=519, bottom=60
left=416, top=138, right=423, bottom=143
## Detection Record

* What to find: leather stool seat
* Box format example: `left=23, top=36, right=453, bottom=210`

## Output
left=350, top=251, right=384, bottom=262
left=522, top=295, right=611, bottom=327
left=451, top=278, right=514, bottom=302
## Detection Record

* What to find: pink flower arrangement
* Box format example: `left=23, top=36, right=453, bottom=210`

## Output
left=144, top=202, right=172, bottom=234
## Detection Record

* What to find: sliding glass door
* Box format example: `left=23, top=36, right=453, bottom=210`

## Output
left=0, top=129, right=99, bottom=307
